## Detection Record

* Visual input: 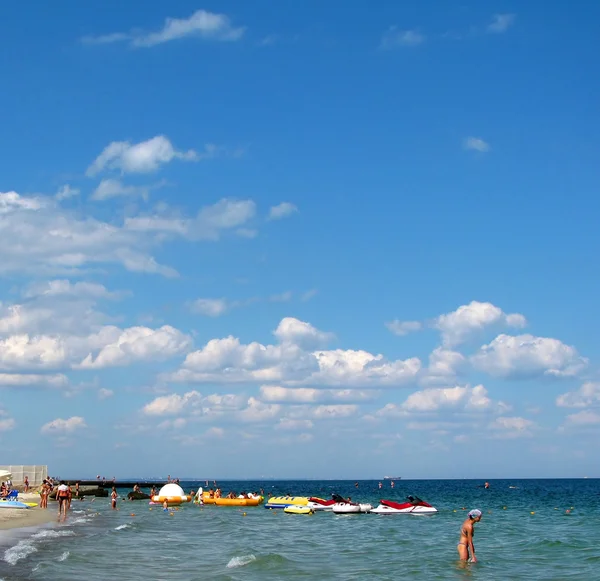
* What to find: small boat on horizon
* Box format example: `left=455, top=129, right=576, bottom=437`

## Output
left=383, top=476, right=401, bottom=480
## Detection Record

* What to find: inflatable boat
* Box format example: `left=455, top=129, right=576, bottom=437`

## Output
left=151, top=483, right=191, bottom=506
left=215, top=497, right=263, bottom=507
left=370, top=496, right=437, bottom=515
left=0, top=500, right=29, bottom=509
left=284, top=505, right=314, bottom=515
left=307, top=497, right=336, bottom=511
left=265, top=496, right=309, bottom=509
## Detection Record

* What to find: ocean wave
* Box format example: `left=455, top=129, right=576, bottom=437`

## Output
left=226, top=554, right=256, bottom=568
left=31, top=529, right=75, bottom=540
left=57, top=550, right=70, bottom=562
left=114, top=524, right=131, bottom=531
left=4, top=540, right=37, bottom=566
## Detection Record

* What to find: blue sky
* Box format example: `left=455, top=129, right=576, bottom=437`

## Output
left=1, top=1, right=599, bottom=480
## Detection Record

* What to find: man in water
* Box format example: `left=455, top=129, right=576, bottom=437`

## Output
left=458, top=509, right=482, bottom=562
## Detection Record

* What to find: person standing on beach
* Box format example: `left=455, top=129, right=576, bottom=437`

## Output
left=457, top=509, right=482, bottom=562
left=24, top=475, right=29, bottom=493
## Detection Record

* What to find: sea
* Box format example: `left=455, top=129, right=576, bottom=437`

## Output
left=0, top=479, right=598, bottom=580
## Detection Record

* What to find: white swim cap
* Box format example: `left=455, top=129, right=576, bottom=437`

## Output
left=468, top=509, right=482, bottom=519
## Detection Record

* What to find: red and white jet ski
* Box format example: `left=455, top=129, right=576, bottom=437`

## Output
left=370, top=495, right=437, bottom=515
left=307, top=497, right=336, bottom=511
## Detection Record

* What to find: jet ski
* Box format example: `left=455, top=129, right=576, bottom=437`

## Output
left=307, top=497, right=336, bottom=511
left=370, top=495, right=437, bottom=515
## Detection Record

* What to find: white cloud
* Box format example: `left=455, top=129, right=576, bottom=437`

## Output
left=0, top=373, right=68, bottom=388
left=0, top=190, right=179, bottom=277
left=23, top=279, right=125, bottom=300
left=268, top=202, right=298, bottom=220
left=275, top=418, right=313, bottom=431
left=489, top=416, right=535, bottom=434
left=420, top=347, right=467, bottom=386
left=86, top=135, right=200, bottom=176
left=381, top=27, right=425, bottom=49
left=300, top=289, right=318, bottom=302
left=259, top=385, right=377, bottom=404
left=77, top=325, right=192, bottom=369
left=143, top=391, right=202, bottom=416
left=0, top=335, right=68, bottom=371
left=0, top=417, right=16, bottom=432
left=91, top=178, right=151, bottom=201
left=402, top=384, right=492, bottom=412
left=55, top=184, right=80, bottom=201
left=564, top=410, right=600, bottom=426
left=98, top=388, right=114, bottom=400
left=556, top=382, right=600, bottom=409
left=471, top=334, right=587, bottom=379
left=463, top=137, right=491, bottom=152
left=238, top=397, right=282, bottom=423
left=41, top=416, right=87, bottom=435
left=385, top=320, right=422, bottom=336
left=170, top=318, right=421, bottom=388
left=487, top=14, right=515, bottom=34
left=83, top=10, right=245, bottom=47
left=273, top=317, right=334, bottom=349
left=190, top=298, right=229, bottom=317
left=124, top=198, right=256, bottom=241
left=435, top=301, right=526, bottom=347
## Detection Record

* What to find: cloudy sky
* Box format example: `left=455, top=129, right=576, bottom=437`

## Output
left=1, top=2, right=599, bottom=480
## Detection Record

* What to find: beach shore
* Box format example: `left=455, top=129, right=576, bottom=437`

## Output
left=0, top=493, right=55, bottom=531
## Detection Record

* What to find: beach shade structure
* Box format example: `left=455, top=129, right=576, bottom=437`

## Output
left=151, top=483, right=191, bottom=506
left=0, top=470, right=11, bottom=483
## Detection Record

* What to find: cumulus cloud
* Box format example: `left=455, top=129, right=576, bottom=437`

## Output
left=471, top=334, right=587, bottom=379
left=0, top=373, right=68, bottom=388
left=463, top=137, right=491, bottom=152
left=86, top=135, right=201, bottom=176
left=91, top=178, right=151, bottom=201
left=380, top=27, right=425, bottom=49
left=259, top=385, right=377, bottom=404
left=273, top=317, right=334, bottom=349
left=556, top=382, right=600, bottom=409
left=435, top=301, right=526, bottom=347
left=0, top=415, right=16, bottom=432
left=487, top=14, right=515, bottom=34
left=77, top=325, right=192, bottom=369
left=564, top=410, right=600, bottom=426
left=143, top=390, right=202, bottom=416
left=385, top=320, right=422, bottom=336
left=402, top=384, right=492, bottom=412
left=268, top=202, right=298, bottom=220
left=98, top=388, right=114, bottom=400
left=83, top=9, right=245, bottom=47
left=420, top=347, right=467, bottom=386
left=41, top=416, right=87, bottom=435
left=489, top=416, right=535, bottom=437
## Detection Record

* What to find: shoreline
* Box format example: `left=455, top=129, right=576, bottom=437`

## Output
left=0, top=493, right=56, bottom=531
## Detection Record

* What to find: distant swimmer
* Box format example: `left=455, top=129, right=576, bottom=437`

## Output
left=457, top=509, right=482, bottom=563
left=484, top=482, right=490, bottom=489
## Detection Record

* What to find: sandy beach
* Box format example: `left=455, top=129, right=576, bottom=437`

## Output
left=0, top=493, right=55, bottom=531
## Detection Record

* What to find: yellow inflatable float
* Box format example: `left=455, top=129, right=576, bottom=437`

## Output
left=265, top=496, right=309, bottom=509
left=214, top=496, right=263, bottom=507
left=284, top=505, right=314, bottom=515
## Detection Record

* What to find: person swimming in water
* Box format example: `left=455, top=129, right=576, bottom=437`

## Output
left=458, top=509, right=482, bottom=562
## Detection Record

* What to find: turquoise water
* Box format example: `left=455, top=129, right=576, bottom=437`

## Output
left=1, top=479, right=598, bottom=580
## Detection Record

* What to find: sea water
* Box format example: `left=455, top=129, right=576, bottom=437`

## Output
left=0, top=479, right=598, bottom=580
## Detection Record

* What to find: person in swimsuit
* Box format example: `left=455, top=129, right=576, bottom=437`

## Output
left=458, top=509, right=482, bottom=562
left=56, top=481, right=70, bottom=521
left=111, top=487, right=118, bottom=510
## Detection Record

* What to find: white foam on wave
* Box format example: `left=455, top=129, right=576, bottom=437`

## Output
left=114, top=524, right=130, bottom=531
left=58, top=550, right=69, bottom=562
left=4, top=540, right=37, bottom=566
left=226, top=554, right=257, bottom=568
left=31, top=529, right=75, bottom=540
